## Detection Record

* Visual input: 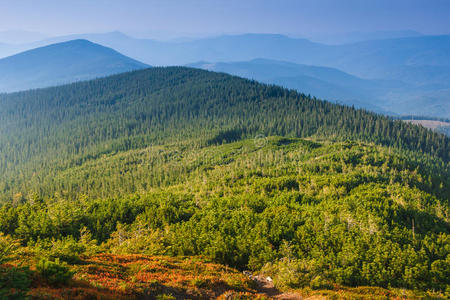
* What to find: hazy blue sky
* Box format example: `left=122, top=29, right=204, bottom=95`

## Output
left=1, top=0, right=450, bottom=38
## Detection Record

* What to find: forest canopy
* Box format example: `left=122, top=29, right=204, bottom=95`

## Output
left=0, top=67, right=448, bottom=297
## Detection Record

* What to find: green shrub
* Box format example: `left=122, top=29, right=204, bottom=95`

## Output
left=106, top=222, right=166, bottom=255
left=0, top=233, right=20, bottom=263
left=0, top=266, right=31, bottom=299
left=36, top=258, right=73, bottom=286
left=191, top=278, right=209, bottom=288
left=261, top=258, right=317, bottom=289
left=33, top=236, right=85, bottom=263
left=430, top=258, right=450, bottom=290
left=156, top=294, right=175, bottom=300
left=310, top=275, right=333, bottom=290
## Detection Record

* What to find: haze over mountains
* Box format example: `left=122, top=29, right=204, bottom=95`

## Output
left=0, top=39, right=148, bottom=93
left=0, top=31, right=449, bottom=118
left=0, top=30, right=48, bottom=44
left=1, top=1, right=449, bottom=297
left=305, top=30, right=423, bottom=45
left=5, top=30, right=446, bottom=82
left=189, top=59, right=398, bottom=114
left=188, top=58, right=450, bottom=118
left=0, top=27, right=449, bottom=299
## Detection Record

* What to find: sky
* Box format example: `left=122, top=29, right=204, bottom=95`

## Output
left=1, top=0, right=450, bottom=39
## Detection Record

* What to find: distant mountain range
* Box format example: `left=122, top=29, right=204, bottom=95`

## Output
left=189, top=59, right=449, bottom=118
left=305, top=30, right=423, bottom=45
left=2, top=32, right=449, bottom=81
left=0, top=39, right=148, bottom=93
left=188, top=59, right=389, bottom=112
left=0, top=32, right=449, bottom=117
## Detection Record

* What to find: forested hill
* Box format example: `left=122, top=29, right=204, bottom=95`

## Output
left=0, top=67, right=449, bottom=298
left=0, top=67, right=448, bottom=202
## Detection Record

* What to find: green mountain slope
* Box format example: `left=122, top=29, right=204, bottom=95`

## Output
left=0, top=67, right=448, bottom=203
left=0, top=137, right=448, bottom=296
left=188, top=59, right=400, bottom=114
left=0, top=67, right=448, bottom=296
left=189, top=59, right=450, bottom=118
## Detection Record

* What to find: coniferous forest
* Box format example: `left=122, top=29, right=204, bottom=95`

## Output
left=0, top=67, right=449, bottom=299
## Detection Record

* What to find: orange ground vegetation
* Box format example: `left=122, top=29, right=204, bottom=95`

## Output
left=28, top=254, right=266, bottom=299
left=4, top=254, right=428, bottom=299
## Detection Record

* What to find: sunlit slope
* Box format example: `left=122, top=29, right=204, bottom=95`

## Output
left=0, top=67, right=447, bottom=202
left=1, top=137, right=448, bottom=293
